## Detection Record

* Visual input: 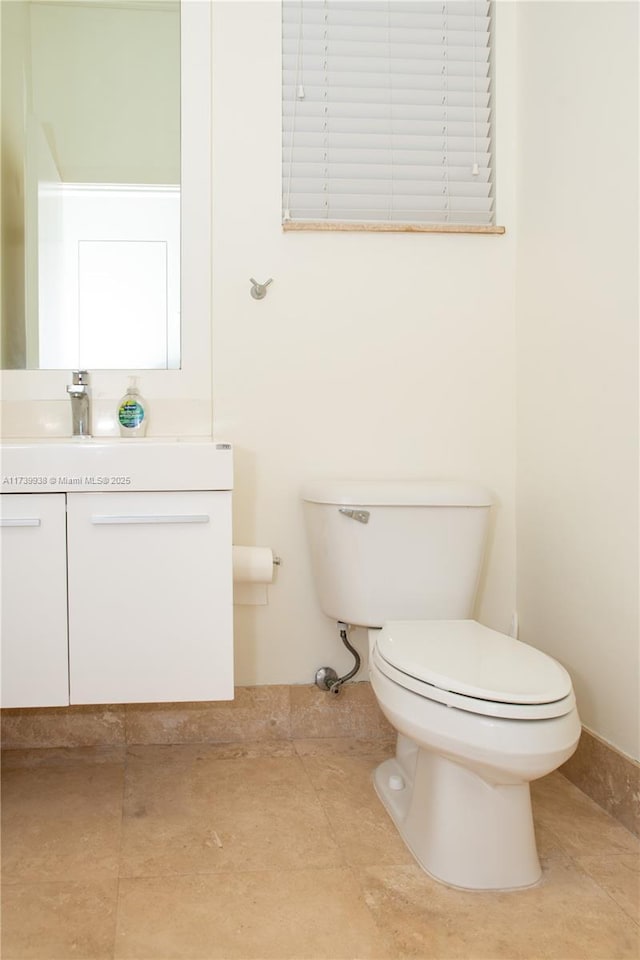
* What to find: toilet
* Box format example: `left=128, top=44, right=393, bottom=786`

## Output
left=302, top=480, right=581, bottom=891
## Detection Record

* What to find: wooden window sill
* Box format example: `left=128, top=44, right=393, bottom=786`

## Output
left=282, top=221, right=506, bottom=235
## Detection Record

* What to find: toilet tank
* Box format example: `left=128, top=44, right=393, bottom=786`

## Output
left=301, top=480, right=493, bottom=628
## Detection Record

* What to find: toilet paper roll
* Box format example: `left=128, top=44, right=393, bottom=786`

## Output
left=232, top=546, right=274, bottom=585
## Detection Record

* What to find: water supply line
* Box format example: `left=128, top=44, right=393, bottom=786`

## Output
left=314, top=622, right=361, bottom=695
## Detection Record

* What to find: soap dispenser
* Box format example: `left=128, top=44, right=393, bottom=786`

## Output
left=118, top=377, right=148, bottom=437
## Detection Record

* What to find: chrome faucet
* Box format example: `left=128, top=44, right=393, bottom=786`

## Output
left=66, top=370, right=91, bottom=437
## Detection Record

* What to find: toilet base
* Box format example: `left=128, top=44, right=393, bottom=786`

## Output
left=373, top=744, right=542, bottom=891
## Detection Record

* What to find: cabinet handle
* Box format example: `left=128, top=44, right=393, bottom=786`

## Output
left=0, top=518, right=41, bottom=527
left=90, top=514, right=210, bottom=525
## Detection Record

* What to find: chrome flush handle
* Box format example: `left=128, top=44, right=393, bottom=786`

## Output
left=338, top=507, right=370, bottom=524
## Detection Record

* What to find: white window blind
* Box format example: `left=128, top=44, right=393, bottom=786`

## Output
left=282, top=0, right=495, bottom=228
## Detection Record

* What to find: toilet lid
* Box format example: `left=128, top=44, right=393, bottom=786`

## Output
left=377, top=620, right=572, bottom=705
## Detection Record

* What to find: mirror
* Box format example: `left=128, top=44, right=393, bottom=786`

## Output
left=1, top=0, right=181, bottom=370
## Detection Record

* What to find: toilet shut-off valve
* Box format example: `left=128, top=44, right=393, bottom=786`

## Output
left=314, top=622, right=361, bottom=695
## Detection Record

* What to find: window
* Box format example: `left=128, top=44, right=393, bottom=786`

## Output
left=282, top=1, right=501, bottom=233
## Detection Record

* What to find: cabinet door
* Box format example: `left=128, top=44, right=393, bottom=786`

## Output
left=1, top=494, right=69, bottom=707
left=67, top=491, right=233, bottom=704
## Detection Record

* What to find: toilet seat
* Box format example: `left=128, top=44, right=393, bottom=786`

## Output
left=373, top=620, right=575, bottom=721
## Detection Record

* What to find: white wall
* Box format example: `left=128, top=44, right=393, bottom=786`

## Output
left=516, top=2, right=639, bottom=760
left=211, top=2, right=519, bottom=685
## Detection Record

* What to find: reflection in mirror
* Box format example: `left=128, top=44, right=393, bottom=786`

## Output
left=0, top=0, right=180, bottom=370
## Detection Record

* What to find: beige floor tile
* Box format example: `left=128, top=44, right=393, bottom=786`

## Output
left=119, top=751, right=343, bottom=877
left=561, top=728, right=640, bottom=838
left=294, top=736, right=396, bottom=758
left=530, top=780, right=574, bottom=862
left=3, top=739, right=639, bottom=960
left=301, top=752, right=414, bottom=867
left=359, top=860, right=640, bottom=959
left=531, top=772, right=640, bottom=858
left=127, top=740, right=295, bottom=763
left=124, top=685, right=291, bottom=744
left=1, top=760, right=124, bottom=882
left=290, top=682, right=394, bottom=739
left=115, top=869, right=395, bottom=959
left=1, top=880, right=118, bottom=960
left=1, top=745, right=126, bottom=769
left=575, top=854, right=640, bottom=922
left=1, top=704, right=126, bottom=749
left=534, top=823, right=572, bottom=862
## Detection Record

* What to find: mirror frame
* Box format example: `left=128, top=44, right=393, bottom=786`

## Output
left=1, top=2, right=212, bottom=423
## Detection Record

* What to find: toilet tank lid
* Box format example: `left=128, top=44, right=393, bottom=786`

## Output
left=301, top=479, right=493, bottom=507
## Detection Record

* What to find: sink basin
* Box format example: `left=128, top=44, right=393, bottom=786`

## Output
left=0, top=438, right=233, bottom=492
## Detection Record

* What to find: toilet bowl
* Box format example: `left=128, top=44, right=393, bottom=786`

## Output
left=301, top=480, right=580, bottom=891
left=368, top=619, right=581, bottom=890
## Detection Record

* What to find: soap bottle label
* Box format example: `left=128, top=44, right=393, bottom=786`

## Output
left=119, top=400, right=145, bottom=429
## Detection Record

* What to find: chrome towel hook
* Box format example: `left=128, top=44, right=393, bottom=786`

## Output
left=249, top=277, right=273, bottom=300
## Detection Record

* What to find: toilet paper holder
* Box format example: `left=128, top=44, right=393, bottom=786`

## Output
left=232, top=545, right=281, bottom=582
left=232, top=546, right=281, bottom=607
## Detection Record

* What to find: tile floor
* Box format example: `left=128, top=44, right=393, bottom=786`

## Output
left=1, top=737, right=639, bottom=960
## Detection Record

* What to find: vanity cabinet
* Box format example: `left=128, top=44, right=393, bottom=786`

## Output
left=0, top=487, right=233, bottom=707
left=67, top=491, right=232, bottom=704
left=0, top=494, right=69, bottom=707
